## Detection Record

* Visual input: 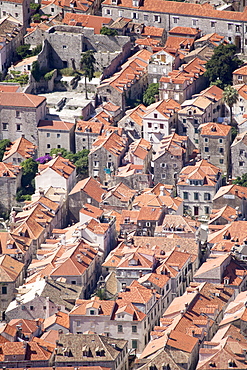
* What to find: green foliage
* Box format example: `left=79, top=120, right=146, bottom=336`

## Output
left=231, top=126, right=238, bottom=142
left=31, top=60, right=41, bottom=81
left=81, top=50, right=96, bottom=81
left=21, top=158, right=38, bottom=189
left=16, top=44, right=31, bottom=60
left=223, top=85, right=239, bottom=125
left=43, top=69, right=55, bottom=81
left=59, top=68, right=76, bottom=76
left=143, top=83, right=159, bottom=106
left=0, top=139, right=11, bottom=161
left=16, top=188, right=32, bottom=202
left=31, top=44, right=42, bottom=56
left=5, top=74, right=29, bottom=85
left=30, top=2, right=40, bottom=11
left=50, top=148, right=89, bottom=177
left=100, top=26, right=118, bottom=36
left=32, top=13, right=41, bottom=21
left=233, top=173, right=247, bottom=187
left=205, top=44, right=242, bottom=88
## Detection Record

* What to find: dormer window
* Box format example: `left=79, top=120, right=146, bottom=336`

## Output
left=133, top=0, right=139, bottom=6
left=90, top=310, right=95, bottom=315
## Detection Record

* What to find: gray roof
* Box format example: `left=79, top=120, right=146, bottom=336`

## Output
left=55, top=333, right=127, bottom=363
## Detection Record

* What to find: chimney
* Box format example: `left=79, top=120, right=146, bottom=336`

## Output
left=160, top=186, right=165, bottom=197
left=122, top=283, right=127, bottom=292
left=39, top=188, right=45, bottom=197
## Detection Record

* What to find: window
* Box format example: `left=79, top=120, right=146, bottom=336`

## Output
left=15, top=13, right=18, bottom=17
left=16, top=111, right=20, bottom=118
left=183, top=192, right=188, bottom=200
left=194, top=128, right=198, bottom=134
left=90, top=310, right=95, bottom=315
left=16, top=124, right=21, bottom=131
left=30, top=306, right=34, bottom=311
left=204, top=193, right=211, bottom=201
left=47, top=144, right=50, bottom=148
left=119, top=10, right=123, bottom=16
left=132, top=12, right=138, bottom=19
left=228, top=23, right=233, bottom=30
left=63, top=45, right=67, bottom=49
left=118, top=325, right=123, bottom=333
left=2, top=123, right=8, bottom=130
left=219, top=147, right=224, bottom=154
left=161, top=173, right=166, bottom=179
left=148, top=122, right=152, bottom=128
left=144, top=14, right=148, bottom=20
left=239, top=161, right=244, bottom=166
left=2, top=11, right=6, bottom=16
left=47, top=133, right=50, bottom=137
left=219, top=138, right=223, bottom=143
left=240, top=149, right=244, bottom=156
left=105, top=8, right=111, bottom=15
left=160, top=124, right=164, bottom=129
left=211, top=21, right=216, bottom=27
left=204, top=147, right=209, bottom=152
left=154, top=15, right=161, bottom=22
left=173, top=17, right=179, bottom=23
left=2, top=286, right=7, bottom=294
left=183, top=127, right=187, bottom=133
left=192, top=19, right=198, bottom=26
left=51, top=7, right=54, bottom=11
left=57, top=133, right=61, bottom=138
left=132, top=340, right=138, bottom=349
left=236, top=24, right=240, bottom=32
left=183, top=119, right=186, bottom=124
left=204, top=138, right=208, bottom=142
left=146, top=222, right=151, bottom=227
left=132, top=325, right=137, bottom=333
left=71, top=280, right=76, bottom=284
left=160, top=163, right=166, bottom=168
left=194, top=192, right=199, bottom=201
left=238, top=75, right=243, bottom=80
left=57, top=144, right=61, bottom=148
left=219, top=159, right=224, bottom=164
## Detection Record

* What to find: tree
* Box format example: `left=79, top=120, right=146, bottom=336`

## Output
left=233, top=173, right=247, bottom=187
left=31, top=60, right=41, bottom=81
left=100, top=26, right=118, bottom=36
left=204, top=44, right=242, bottom=88
left=16, top=44, right=31, bottom=60
left=81, top=50, right=96, bottom=99
left=143, top=83, right=159, bottom=106
left=21, top=158, right=38, bottom=190
left=223, top=85, right=239, bottom=126
left=0, top=139, right=11, bottom=161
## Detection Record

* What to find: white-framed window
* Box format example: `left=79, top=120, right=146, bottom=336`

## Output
left=105, top=8, right=112, bottom=15
left=173, top=17, right=179, bottom=23
left=119, top=10, right=123, bottom=16
left=132, top=12, right=138, bottom=19
left=192, top=18, right=198, bottom=26
left=154, top=15, right=161, bottom=23
left=161, top=173, right=166, bottom=179
left=211, top=21, right=216, bottom=27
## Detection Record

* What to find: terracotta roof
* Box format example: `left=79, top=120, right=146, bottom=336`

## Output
left=0, top=162, right=21, bottom=177
left=199, top=122, right=231, bottom=137
left=90, top=132, right=126, bottom=157
left=3, top=136, right=36, bottom=161
left=80, top=204, right=103, bottom=219
left=38, top=155, right=75, bottom=179
left=0, top=255, right=24, bottom=282
left=63, top=13, right=112, bottom=33
left=177, top=159, right=220, bottom=186
left=76, top=120, right=103, bottom=134
left=43, top=311, right=69, bottom=330
left=167, top=329, right=198, bottom=353
left=102, top=0, right=247, bottom=22
left=0, top=84, right=20, bottom=92
left=103, top=182, right=136, bottom=203
left=69, top=176, right=106, bottom=202
left=142, top=26, right=164, bottom=37
left=233, top=65, right=247, bottom=76
left=8, top=319, right=39, bottom=336
left=38, top=120, right=74, bottom=131
left=169, top=26, right=200, bottom=36
left=0, top=92, right=46, bottom=107
left=213, top=184, right=247, bottom=201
